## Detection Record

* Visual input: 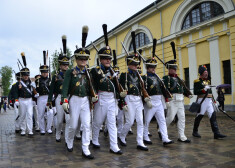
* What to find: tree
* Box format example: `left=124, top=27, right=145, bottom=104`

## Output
left=50, top=48, right=74, bottom=76
left=0, top=66, right=13, bottom=96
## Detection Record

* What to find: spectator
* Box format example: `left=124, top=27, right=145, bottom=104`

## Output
left=217, top=88, right=225, bottom=111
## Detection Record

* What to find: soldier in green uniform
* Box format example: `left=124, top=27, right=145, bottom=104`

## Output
left=118, top=31, right=150, bottom=151
left=91, top=24, right=123, bottom=155
left=192, top=65, right=226, bottom=139
left=142, top=39, right=173, bottom=146
left=8, top=72, right=21, bottom=133
left=35, top=51, right=52, bottom=135
left=163, top=59, right=192, bottom=143
left=61, top=26, right=96, bottom=159
left=13, top=52, right=35, bottom=136
left=47, top=35, right=70, bottom=142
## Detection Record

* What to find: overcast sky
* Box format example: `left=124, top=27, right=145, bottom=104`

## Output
left=0, top=0, right=154, bottom=79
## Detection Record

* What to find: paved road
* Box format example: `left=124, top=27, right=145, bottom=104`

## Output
left=0, top=109, right=235, bottom=168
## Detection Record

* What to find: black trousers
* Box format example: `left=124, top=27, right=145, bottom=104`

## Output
left=218, top=101, right=224, bottom=110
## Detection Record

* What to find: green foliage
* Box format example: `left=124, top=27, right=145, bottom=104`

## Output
left=50, top=48, right=74, bottom=76
left=0, top=66, right=13, bottom=96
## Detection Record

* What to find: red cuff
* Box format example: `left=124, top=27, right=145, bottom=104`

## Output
left=10, top=100, right=12, bottom=103
left=15, top=99, right=18, bottom=102
left=202, top=89, right=206, bottom=94
left=64, top=99, right=68, bottom=103
left=165, top=98, right=169, bottom=102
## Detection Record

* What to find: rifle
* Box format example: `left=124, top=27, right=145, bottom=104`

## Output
left=170, top=42, right=192, bottom=97
left=48, top=50, right=51, bottom=80
left=110, top=50, right=125, bottom=95
left=121, top=39, right=149, bottom=99
left=85, top=66, right=97, bottom=99
left=137, top=39, right=172, bottom=99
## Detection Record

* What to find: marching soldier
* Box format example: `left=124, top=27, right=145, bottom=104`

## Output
left=163, top=42, right=192, bottom=143
left=8, top=72, right=21, bottom=133
left=192, top=65, right=226, bottom=139
left=142, top=39, right=173, bottom=146
left=32, top=74, right=40, bottom=132
left=118, top=31, right=150, bottom=151
left=61, top=26, right=96, bottom=159
left=47, top=35, right=70, bottom=143
left=13, top=53, right=35, bottom=136
left=35, top=51, right=52, bottom=135
left=91, top=24, right=123, bottom=155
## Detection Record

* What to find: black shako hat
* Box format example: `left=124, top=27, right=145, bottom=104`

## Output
left=20, top=52, right=30, bottom=76
left=198, top=65, right=207, bottom=75
left=58, top=35, right=70, bottom=65
left=126, top=31, right=140, bottom=66
left=73, top=26, right=90, bottom=60
left=98, top=24, right=112, bottom=59
left=166, top=41, right=178, bottom=70
left=40, top=50, right=49, bottom=73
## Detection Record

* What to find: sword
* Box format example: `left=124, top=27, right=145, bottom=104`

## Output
left=212, top=96, right=235, bottom=122
left=15, top=115, right=20, bottom=121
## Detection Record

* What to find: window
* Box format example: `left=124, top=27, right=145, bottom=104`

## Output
left=182, top=2, right=224, bottom=30
left=222, top=60, right=231, bottom=94
left=184, top=68, right=190, bottom=89
left=129, top=32, right=150, bottom=51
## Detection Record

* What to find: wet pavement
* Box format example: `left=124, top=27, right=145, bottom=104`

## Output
left=0, top=109, right=235, bottom=168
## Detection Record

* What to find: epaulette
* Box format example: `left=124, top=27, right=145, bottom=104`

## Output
left=194, top=79, right=200, bottom=83
left=12, top=83, right=16, bottom=86
left=96, top=66, right=100, bottom=69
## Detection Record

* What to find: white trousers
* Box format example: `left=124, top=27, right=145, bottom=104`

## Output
left=197, top=98, right=214, bottom=118
left=117, top=109, right=124, bottom=135
left=55, top=94, right=70, bottom=141
left=33, top=102, right=39, bottom=130
left=37, top=95, right=53, bottom=133
left=47, top=108, right=54, bottom=131
left=92, top=92, right=120, bottom=152
left=144, top=95, right=170, bottom=142
left=52, top=107, right=57, bottom=128
left=14, top=103, right=21, bottom=130
left=19, top=98, right=33, bottom=134
left=119, top=95, right=145, bottom=146
left=165, top=95, right=187, bottom=141
left=67, top=96, right=91, bottom=155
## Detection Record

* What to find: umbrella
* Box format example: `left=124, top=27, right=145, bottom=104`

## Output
left=216, top=84, right=231, bottom=89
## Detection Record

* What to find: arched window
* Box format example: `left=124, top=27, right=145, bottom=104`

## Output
left=129, top=32, right=150, bottom=51
left=182, top=1, right=224, bottom=30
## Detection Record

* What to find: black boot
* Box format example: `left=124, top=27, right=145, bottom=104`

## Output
left=210, top=112, right=226, bottom=139
left=192, top=115, right=204, bottom=138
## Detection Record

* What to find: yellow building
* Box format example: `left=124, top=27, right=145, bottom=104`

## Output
left=87, top=0, right=235, bottom=110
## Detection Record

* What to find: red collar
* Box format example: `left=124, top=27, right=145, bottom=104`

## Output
left=200, top=77, right=208, bottom=81
left=169, top=73, right=178, bottom=77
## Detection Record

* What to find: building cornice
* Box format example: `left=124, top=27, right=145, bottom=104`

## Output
left=87, top=0, right=176, bottom=50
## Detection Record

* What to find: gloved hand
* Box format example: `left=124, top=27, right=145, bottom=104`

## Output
left=120, top=90, right=127, bottom=98
left=188, top=95, right=193, bottom=99
left=144, top=97, right=152, bottom=108
left=204, top=85, right=210, bottom=91
left=146, top=100, right=152, bottom=108
left=62, top=103, right=69, bottom=114
left=34, top=93, right=39, bottom=98
left=122, top=105, right=128, bottom=112
left=166, top=102, right=170, bottom=109
left=47, top=102, right=52, bottom=109
left=15, top=100, right=19, bottom=107
left=92, top=95, right=98, bottom=103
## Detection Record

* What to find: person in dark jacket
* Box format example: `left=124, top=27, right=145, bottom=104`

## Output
left=217, top=88, right=225, bottom=111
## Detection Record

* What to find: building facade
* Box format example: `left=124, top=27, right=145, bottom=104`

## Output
left=87, top=0, right=235, bottom=109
